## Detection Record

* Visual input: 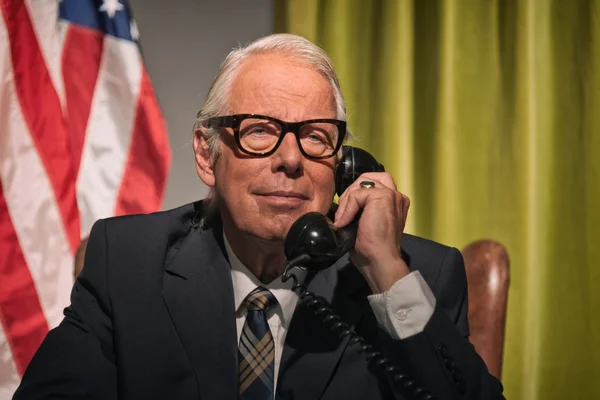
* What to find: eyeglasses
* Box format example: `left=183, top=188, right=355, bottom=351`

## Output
left=205, top=114, right=346, bottom=160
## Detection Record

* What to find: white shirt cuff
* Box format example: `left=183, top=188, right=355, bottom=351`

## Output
left=367, top=271, right=436, bottom=339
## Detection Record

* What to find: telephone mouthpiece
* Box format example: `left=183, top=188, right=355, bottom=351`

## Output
left=284, top=212, right=341, bottom=269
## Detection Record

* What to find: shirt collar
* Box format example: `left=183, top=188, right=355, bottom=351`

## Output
left=224, top=232, right=306, bottom=326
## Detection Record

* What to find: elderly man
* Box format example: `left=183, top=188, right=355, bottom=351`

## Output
left=15, top=34, right=503, bottom=399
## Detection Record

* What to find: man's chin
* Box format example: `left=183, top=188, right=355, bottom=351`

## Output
left=246, top=216, right=298, bottom=243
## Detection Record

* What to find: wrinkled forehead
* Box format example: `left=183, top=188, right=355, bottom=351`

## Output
left=228, top=54, right=336, bottom=122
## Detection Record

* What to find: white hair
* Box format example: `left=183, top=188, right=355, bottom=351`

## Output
left=194, top=33, right=348, bottom=159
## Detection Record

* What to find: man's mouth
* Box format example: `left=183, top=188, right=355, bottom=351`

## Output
left=258, top=191, right=309, bottom=199
left=255, top=191, right=310, bottom=207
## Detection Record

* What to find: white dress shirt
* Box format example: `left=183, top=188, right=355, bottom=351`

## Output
left=224, top=232, right=437, bottom=393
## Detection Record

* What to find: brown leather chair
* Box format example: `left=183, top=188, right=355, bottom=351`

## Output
left=73, top=236, right=89, bottom=279
left=461, top=240, right=510, bottom=380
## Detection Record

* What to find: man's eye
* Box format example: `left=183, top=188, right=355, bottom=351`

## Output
left=249, top=127, right=268, bottom=135
left=244, top=124, right=279, bottom=136
left=307, top=133, right=325, bottom=143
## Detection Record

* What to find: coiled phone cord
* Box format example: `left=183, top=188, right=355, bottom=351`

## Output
left=282, top=254, right=438, bottom=400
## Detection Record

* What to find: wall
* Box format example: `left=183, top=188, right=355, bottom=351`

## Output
left=128, top=0, right=274, bottom=210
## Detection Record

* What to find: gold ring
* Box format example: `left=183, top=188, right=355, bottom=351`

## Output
left=360, top=181, right=375, bottom=189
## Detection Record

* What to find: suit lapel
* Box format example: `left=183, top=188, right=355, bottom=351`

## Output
left=277, top=256, right=371, bottom=399
left=162, top=224, right=238, bottom=400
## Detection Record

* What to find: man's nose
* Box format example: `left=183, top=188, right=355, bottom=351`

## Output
left=272, top=132, right=303, bottom=174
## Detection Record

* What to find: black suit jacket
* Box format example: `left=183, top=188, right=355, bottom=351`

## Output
left=15, top=201, right=503, bottom=399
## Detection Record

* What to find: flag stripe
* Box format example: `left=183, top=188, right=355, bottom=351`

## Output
left=0, top=324, right=20, bottom=399
left=0, top=70, right=73, bottom=328
left=0, top=183, right=49, bottom=375
left=1, top=0, right=80, bottom=252
left=0, top=54, right=74, bottom=378
left=62, top=24, right=105, bottom=175
left=114, top=68, right=170, bottom=216
left=25, top=0, right=67, bottom=112
left=75, top=36, right=141, bottom=236
left=0, top=6, right=55, bottom=384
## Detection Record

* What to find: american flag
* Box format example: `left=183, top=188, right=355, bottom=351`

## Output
left=0, top=0, right=170, bottom=395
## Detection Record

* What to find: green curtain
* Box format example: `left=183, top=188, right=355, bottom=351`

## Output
left=275, top=1, right=600, bottom=399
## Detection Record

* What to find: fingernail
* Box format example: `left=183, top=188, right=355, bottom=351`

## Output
left=334, top=210, right=344, bottom=226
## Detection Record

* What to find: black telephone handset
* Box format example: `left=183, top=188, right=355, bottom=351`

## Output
left=284, top=146, right=385, bottom=268
left=282, top=146, right=437, bottom=400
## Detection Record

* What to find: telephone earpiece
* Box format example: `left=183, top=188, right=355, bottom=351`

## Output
left=335, top=146, right=385, bottom=197
left=283, top=146, right=385, bottom=268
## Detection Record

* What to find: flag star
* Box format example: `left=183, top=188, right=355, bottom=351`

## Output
left=130, top=19, right=140, bottom=41
left=98, top=0, right=124, bottom=18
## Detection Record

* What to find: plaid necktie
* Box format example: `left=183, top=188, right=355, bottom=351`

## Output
left=238, top=287, right=277, bottom=399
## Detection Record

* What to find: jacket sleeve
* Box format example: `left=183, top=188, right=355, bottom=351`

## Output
left=13, top=220, right=118, bottom=400
left=374, top=247, right=504, bottom=400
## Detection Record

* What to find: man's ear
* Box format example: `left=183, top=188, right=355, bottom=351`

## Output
left=193, top=128, right=216, bottom=187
